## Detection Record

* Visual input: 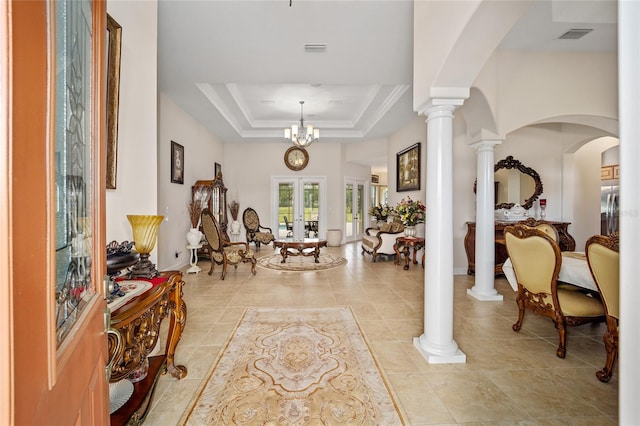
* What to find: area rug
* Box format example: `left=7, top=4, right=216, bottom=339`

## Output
left=257, top=252, right=347, bottom=272
left=181, top=307, right=406, bottom=425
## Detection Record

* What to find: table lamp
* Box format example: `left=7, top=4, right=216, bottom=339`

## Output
left=127, top=215, right=164, bottom=278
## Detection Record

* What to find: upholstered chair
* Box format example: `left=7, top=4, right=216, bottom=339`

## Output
left=361, top=222, right=404, bottom=262
left=201, top=208, right=256, bottom=280
left=242, top=208, right=276, bottom=248
left=586, top=233, right=620, bottom=382
left=505, top=225, right=605, bottom=358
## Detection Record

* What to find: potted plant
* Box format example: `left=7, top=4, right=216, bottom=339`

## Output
left=395, top=197, right=425, bottom=237
left=186, top=201, right=203, bottom=246
left=368, top=203, right=394, bottom=227
left=228, top=200, right=241, bottom=235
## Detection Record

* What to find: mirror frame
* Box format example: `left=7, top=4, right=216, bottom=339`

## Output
left=474, top=156, right=543, bottom=210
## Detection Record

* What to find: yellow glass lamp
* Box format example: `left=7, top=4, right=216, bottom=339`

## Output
left=127, top=215, right=164, bottom=278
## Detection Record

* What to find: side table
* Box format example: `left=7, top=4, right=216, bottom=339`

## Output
left=394, top=236, right=425, bottom=270
left=186, top=243, right=203, bottom=274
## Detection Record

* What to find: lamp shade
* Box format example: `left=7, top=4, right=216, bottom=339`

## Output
left=127, top=215, right=164, bottom=278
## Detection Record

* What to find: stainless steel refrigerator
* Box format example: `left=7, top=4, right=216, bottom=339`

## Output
left=601, top=183, right=620, bottom=236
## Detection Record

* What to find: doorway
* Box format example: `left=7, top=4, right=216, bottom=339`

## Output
left=345, top=178, right=366, bottom=242
left=273, top=177, right=326, bottom=240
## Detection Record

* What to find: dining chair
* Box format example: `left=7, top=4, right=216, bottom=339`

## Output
left=201, top=208, right=256, bottom=280
left=586, top=232, right=620, bottom=382
left=505, top=224, right=605, bottom=358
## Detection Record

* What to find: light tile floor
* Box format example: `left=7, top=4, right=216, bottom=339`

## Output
left=144, top=242, right=618, bottom=425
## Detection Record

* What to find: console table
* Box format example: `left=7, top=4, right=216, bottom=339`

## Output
left=108, top=270, right=187, bottom=425
left=464, top=221, right=576, bottom=275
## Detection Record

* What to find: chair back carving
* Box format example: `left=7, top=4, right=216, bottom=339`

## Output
left=519, top=218, right=559, bottom=242
left=586, top=233, right=620, bottom=319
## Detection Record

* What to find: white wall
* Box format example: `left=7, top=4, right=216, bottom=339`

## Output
left=105, top=1, right=158, bottom=255
left=571, top=136, right=619, bottom=250
left=387, top=115, right=428, bottom=237
left=494, top=50, right=618, bottom=135
left=156, top=93, right=224, bottom=271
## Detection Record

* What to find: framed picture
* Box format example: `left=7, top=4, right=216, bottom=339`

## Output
left=171, top=141, right=184, bottom=184
left=215, top=162, right=222, bottom=178
left=105, top=14, right=122, bottom=189
left=371, top=174, right=380, bottom=184
left=396, top=142, right=421, bottom=192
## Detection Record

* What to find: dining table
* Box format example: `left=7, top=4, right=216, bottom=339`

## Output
left=502, top=251, right=598, bottom=292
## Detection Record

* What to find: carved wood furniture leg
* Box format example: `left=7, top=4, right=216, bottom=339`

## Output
left=403, top=246, right=411, bottom=270
left=165, top=274, right=187, bottom=379
left=393, top=241, right=401, bottom=265
left=314, top=245, right=320, bottom=263
left=280, top=246, right=288, bottom=263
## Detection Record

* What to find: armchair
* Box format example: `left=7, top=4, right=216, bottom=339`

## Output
left=586, top=233, right=619, bottom=382
left=505, top=224, right=605, bottom=358
left=361, top=222, right=404, bottom=262
left=201, top=208, right=256, bottom=280
left=242, top=207, right=276, bottom=248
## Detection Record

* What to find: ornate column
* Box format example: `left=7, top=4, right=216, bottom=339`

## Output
left=414, top=97, right=466, bottom=364
left=467, top=136, right=503, bottom=301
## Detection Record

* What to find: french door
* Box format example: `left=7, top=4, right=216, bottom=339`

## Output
left=345, top=178, right=366, bottom=242
left=273, top=177, right=326, bottom=240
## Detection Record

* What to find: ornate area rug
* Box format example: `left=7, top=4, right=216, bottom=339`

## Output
left=181, top=307, right=406, bottom=425
left=257, top=252, right=347, bottom=272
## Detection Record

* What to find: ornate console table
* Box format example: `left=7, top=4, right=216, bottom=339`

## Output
left=108, top=270, right=187, bottom=425
left=464, top=221, right=576, bottom=275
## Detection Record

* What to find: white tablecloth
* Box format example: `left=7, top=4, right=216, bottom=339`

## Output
left=502, top=252, right=597, bottom=292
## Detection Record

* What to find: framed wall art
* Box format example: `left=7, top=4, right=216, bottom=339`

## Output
left=215, top=162, right=222, bottom=178
left=396, top=142, right=421, bottom=192
left=105, top=14, right=122, bottom=189
left=171, top=141, right=184, bottom=184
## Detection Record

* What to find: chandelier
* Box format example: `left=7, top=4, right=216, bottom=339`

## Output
left=284, top=100, right=319, bottom=148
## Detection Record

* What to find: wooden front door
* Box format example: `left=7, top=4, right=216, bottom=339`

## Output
left=5, top=1, right=109, bottom=424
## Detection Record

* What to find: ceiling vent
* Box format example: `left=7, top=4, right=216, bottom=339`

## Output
left=304, top=43, right=327, bottom=53
left=558, top=29, right=593, bottom=40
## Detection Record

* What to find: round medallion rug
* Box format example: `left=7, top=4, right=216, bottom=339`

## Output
left=257, top=252, right=347, bottom=272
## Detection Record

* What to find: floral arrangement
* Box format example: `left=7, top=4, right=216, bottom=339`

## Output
left=368, top=203, right=394, bottom=221
left=395, top=197, right=425, bottom=226
left=187, top=201, right=203, bottom=229
left=228, top=200, right=240, bottom=221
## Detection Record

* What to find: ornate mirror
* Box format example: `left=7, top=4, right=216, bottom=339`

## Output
left=474, top=156, right=543, bottom=210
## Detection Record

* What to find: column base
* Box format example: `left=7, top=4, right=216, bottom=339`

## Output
left=467, top=287, right=503, bottom=301
left=413, top=336, right=466, bottom=364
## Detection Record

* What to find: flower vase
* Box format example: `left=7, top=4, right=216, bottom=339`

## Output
left=404, top=226, right=416, bottom=237
left=187, top=227, right=203, bottom=246
left=377, top=220, right=386, bottom=228
left=230, top=220, right=241, bottom=235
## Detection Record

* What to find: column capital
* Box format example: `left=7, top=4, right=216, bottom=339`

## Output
left=415, top=87, right=469, bottom=116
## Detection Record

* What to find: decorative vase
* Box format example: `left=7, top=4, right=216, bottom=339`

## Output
left=230, top=220, right=241, bottom=234
left=187, top=227, right=203, bottom=246
left=404, top=226, right=416, bottom=237
left=127, top=215, right=164, bottom=279
left=377, top=220, right=386, bottom=228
